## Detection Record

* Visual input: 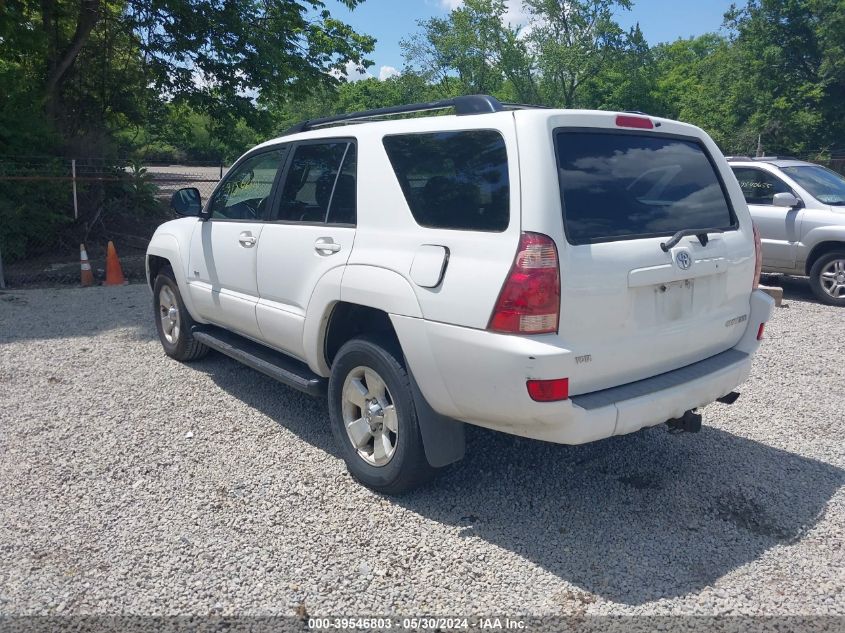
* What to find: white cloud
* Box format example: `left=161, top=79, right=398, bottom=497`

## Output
left=503, top=0, right=530, bottom=27
left=440, top=0, right=529, bottom=27
left=379, top=65, right=400, bottom=81
left=331, top=60, right=372, bottom=82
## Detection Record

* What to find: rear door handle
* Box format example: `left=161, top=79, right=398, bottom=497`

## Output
left=314, top=237, right=342, bottom=255
left=238, top=231, right=257, bottom=248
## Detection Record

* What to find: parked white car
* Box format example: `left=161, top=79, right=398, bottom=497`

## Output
left=728, top=157, right=845, bottom=306
left=147, top=96, right=773, bottom=493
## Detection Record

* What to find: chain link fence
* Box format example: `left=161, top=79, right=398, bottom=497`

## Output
left=1, top=152, right=843, bottom=289
left=0, top=158, right=225, bottom=288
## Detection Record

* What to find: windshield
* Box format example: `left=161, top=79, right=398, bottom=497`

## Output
left=780, top=165, right=845, bottom=206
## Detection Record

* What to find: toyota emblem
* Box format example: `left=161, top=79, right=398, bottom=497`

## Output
left=675, top=251, right=692, bottom=270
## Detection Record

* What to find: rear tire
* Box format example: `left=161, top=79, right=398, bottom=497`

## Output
left=153, top=268, right=209, bottom=361
left=809, top=251, right=845, bottom=307
left=328, top=335, right=435, bottom=494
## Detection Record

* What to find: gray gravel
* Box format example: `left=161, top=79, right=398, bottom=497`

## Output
left=0, top=278, right=843, bottom=617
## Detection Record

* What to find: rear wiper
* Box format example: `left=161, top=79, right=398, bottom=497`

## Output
left=660, top=228, right=725, bottom=252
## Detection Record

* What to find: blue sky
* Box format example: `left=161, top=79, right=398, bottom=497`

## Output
left=326, top=0, right=737, bottom=80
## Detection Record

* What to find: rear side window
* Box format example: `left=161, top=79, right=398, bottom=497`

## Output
left=383, top=130, right=509, bottom=232
left=555, top=131, right=735, bottom=245
left=731, top=167, right=792, bottom=205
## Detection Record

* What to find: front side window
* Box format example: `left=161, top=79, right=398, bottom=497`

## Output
left=780, top=165, right=845, bottom=206
left=731, top=167, right=792, bottom=206
left=382, top=130, right=510, bottom=232
left=277, top=142, right=354, bottom=223
left=210, top=150, right=285, bottom=220
left=556, top=131, right=735, bottom=244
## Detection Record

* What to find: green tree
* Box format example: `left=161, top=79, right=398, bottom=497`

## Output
left=581, top=24, right=660, bottom=113
left=401, top=0, right=536, bottom=102
left=0, top=0, right=375, bottom=142
left=525, top=0, right=632, bottom=107
left=724, top=0, right=845, bottom=154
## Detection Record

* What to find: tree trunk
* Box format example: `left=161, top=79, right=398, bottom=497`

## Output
left=44, top=0, right=101, bottom=119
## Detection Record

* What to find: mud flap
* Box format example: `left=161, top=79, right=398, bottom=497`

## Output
left=408, top=369, right=465, bottom=468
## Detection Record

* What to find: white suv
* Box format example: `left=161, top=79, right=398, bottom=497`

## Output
left=147, top=95, right=773, bottom=493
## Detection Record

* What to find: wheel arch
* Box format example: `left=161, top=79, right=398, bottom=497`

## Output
left=146, top=233, right=202, bottom=321
left=804, top=237, right=845, bottom=275
left=303, top=265, right=423, bottom=376
left=314, top=266, right=464, bottom=468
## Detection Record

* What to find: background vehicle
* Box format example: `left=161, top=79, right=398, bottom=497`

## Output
left=728, top=157, right=845, bottom=306
left=147, top=96, right=772, bottom=494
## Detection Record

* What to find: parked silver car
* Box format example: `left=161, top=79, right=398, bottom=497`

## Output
left=728, top=157, right=845, bottom=306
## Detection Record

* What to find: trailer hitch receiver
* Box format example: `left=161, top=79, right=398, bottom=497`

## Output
left=666, top=409, right=702, bottom=434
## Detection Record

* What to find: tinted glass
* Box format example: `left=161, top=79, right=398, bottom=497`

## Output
left=327, top=145, right=357, bottom=225
left=556, top=132, right=734, bottom=244
left=210, top=150, right=284, bottom=220
left=781, top=165, right=845, bottom=206
left=278, top=143, right=349, bottom=223
left=382, top=130, right=509, bottom=232
left=731, top=167, right=792, bottom=205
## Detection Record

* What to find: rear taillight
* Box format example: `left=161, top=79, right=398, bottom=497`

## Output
left=752, top=223, right=763, bottom=290
left=489, top=232, right=561, bottom=335
left=757, top=323, right=766, bottom=341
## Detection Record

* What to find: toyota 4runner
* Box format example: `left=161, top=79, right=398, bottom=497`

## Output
left=147, top=95, right=774, bottom=494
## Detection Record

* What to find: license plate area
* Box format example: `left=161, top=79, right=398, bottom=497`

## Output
left=659, top=279, right=694, bottom=320
left=632, top=279, right=695, bottom=324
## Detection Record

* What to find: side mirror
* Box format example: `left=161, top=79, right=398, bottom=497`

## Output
left=773, top=192, right=802, bottom=209
left=170, top=187, right=202, bottom=216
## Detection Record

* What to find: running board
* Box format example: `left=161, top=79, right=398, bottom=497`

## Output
left=192, top=326, right=327, bottom=397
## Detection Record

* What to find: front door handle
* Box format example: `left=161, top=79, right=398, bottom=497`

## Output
left=238, top=231, right=257, bottom=248
left=314, top=237, right=342, bottom=255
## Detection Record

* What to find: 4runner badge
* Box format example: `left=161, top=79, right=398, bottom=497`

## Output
left=675, top=251, right=692, bottom=270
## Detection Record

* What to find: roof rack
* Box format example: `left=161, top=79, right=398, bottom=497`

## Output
left=284, top=94, right=543, bottom=135
left=725, top=156, right=754, bottom=161
left=752, top=156, right=799, bottom=161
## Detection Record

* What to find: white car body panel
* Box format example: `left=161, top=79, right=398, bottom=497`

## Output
left=187, top=219, right=265, bottom=339
left=515, top=111, right=756, bottom=394
left=256, top=223, right=356, bottom=360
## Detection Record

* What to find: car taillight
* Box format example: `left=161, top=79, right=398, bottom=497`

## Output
left=752, top=223, right=763, bottom=290
left=489, top=232, right=560, bottom=335
left=527, top=378, right=569, bottom=402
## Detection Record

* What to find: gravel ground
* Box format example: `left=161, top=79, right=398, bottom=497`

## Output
left=0, top=277, right=843, bottom=620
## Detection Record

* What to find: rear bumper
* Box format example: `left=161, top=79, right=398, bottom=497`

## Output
left=393, top=290, right=774, bottom=444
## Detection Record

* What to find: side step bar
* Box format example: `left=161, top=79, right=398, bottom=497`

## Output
left=192, top=326, right=327, bottom=397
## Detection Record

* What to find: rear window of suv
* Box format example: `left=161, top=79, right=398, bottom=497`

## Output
left=383, top=130, right=509, bottom=232
left=555, top=130, right=735, bottom=245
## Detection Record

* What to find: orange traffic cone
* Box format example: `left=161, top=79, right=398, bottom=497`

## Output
left=80, top=243, right=95, bottom=287
left=104, top=240, right=127, bottom=286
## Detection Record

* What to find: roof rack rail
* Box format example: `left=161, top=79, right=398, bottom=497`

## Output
left=725, top=156, right=754, bottom=161
left=500, top=101, right=553, bottom=110
left=752, top=155, right=799, bottom=161
left=283, top=94, right=536, bottom=135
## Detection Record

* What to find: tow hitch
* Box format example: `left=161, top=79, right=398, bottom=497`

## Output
left=666, top=409, right=702, bottom=434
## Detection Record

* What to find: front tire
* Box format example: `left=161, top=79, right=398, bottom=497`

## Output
left=809, top=251, right=845, bottom=307
left=153, top=268, right=209, bottom=361
left=328, top=336, right=434, bottom=494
